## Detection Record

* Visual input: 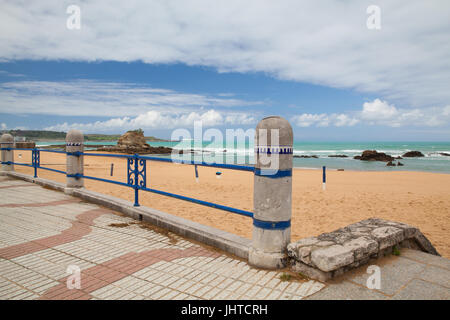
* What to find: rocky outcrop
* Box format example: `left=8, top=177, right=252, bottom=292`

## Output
left=15, top=142, right=35, bottom=149
left=439, top=152, right=450, bottom=157
left=288, top=218, right=439, bottom=281
left=99, top=130, right=172, bottom=154
left=402, top=151, right=424, bottom=157
left=328, top=155, right=348, bottom=158
left=353, top=150, right=394, bottom=162
left=386, top=161, right=396, bottom=166
left=294, top=155, right=318, bottom=159
left=117, top=130, right=147, bottom=147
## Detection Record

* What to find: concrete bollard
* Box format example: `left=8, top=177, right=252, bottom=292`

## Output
left=66, top=130, right=84, bottom=188
left=249, top=116, right=293, bottom=269
left=0, top=134, right=15, bottom=172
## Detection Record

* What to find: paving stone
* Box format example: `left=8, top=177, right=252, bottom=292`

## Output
left=401, top=248, right=450, bottom=271
left=348, top=256, right=426, bottom=296
left=392, top=279, right=450, bottom=300
left=417, top=265, right=450, bottom=288
left=305, top=281, right=387, bottom=300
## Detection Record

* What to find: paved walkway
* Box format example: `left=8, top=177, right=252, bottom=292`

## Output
left=0, top=175, right=449, bottom=300
left=0, top=176, right=325, bottom=300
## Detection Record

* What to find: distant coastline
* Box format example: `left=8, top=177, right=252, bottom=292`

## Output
left=0, top=129, right=173, bottom=142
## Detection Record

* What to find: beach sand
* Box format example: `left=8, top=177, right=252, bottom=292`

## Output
left=12, top=151, right=450, bottom=258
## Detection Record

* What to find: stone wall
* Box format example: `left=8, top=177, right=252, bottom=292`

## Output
left=288, top=218, right=439, bottom=281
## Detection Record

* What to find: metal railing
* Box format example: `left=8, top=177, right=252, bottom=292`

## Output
left=1, top=147, right=254, bottom=218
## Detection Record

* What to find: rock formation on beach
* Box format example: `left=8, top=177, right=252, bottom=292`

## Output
left=353, top=150, right=394, bottom=162
left=328, top=155, right=348, bottom=158
left=402, top=151, right=424, bottom=157
left=98, top=129, right=172, bottom=154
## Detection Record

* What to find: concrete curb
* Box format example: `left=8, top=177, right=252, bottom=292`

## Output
left=3, top=171, right=251, bottom=259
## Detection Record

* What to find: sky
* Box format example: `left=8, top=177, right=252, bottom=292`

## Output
left=0, top=0, right=449, bottom=141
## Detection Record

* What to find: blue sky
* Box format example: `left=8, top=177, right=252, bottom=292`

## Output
left=0, top=1, right=449, bottom=141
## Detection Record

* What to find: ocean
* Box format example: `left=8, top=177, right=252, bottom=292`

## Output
left=36, top=141, right=450, bottom=174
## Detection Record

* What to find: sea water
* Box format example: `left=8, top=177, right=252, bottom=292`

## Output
left=36, top=140, right=450, bottom=173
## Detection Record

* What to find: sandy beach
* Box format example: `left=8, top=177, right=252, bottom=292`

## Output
left=12, top=150, right=450, bottom=258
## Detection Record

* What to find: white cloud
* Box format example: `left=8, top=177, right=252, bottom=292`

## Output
left=0, top=80, right=263, bottom=117
left=0, top=79, right=260, bottom=133
left=0, top=1, right=449, bottom=108
left=45, top=109, right=256, bottom=132
left=334, top=114, right=359, bottom=127
left=361, top=99, right=398, bottom=120
left=292, top=113, right=358, bottom=127
left=292, top=99, right=450, bottom=128
left=0, top=70, right=24, bottom=77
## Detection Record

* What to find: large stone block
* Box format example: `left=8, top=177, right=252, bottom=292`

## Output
left=311, top=245, right=354, bottom=272
left=371, top=226, right=405, bottom=250
left=287, top=218, right=439, bottom=281
left=344, top=237, right=379, bottom=261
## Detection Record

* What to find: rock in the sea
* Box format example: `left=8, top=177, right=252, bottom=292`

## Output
left=117, top=129, right=148, bottom=147
left=397, top=161, right=404, bottom=166
left=353, top=150, right=394, bottom=162
left=100, top=129, right=172, bottom=154
left=439, top=152, right=450, bottom=157
left=402, top=151, right=424, bottom=157
left=328, top=155, right=348, bottom=158
left=386, top=161, right=396, bottom=166
left=293, top=155, right=318, bottom=158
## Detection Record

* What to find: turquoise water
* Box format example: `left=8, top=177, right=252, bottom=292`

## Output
left=36, top=141, right=450, bottom=173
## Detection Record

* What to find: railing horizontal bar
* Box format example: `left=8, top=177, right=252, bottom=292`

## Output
left=139, top=155, right=254, bottom=172
left=141, top=186, right=253, bottom=218
left=38, top=166, right=66, bottom=175
left=1, top=148, right=34, bottom=151
left=80, top=174, right=130, bottom=187
left=6, top=162, right=33, bottom=167
left=37, top=149, right=67, bottom=154
left=79, top=152, right=131, bottom=159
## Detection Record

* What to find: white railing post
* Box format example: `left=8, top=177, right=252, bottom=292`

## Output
left=66, top=130, right=84, bottom=188
left=249, top=116, right=293, bottom=269
left=0, top=134, right=15, bottom=172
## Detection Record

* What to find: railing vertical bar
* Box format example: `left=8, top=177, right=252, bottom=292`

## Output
left=134, top=153, right=140, bottom=207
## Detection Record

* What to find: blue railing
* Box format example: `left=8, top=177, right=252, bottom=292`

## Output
left=1, top=147, right=254, bottom=218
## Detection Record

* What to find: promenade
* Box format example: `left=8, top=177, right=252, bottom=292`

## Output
left=0, top=175, right=449, bottom=300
